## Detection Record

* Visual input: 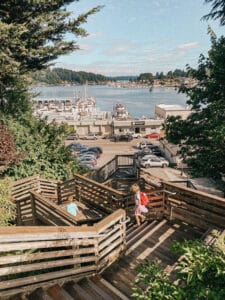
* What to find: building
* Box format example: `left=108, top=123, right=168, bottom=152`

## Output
left=155, top=104, right=192, bottom=120
left=112, top=118, right=163, bottom=135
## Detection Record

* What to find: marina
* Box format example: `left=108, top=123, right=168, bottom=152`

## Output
left=32, top=85, right=188, bottom=136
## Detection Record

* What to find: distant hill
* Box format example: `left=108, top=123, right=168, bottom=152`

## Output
left=32, top=68, right=108, bottom=85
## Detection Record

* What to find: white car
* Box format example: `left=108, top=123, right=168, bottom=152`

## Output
left=81, top=133, right=98, bottom=140
left=132, top=133, right=142, bottom=138
left=137, top=141, right=154, bottom=149
left=142, top=155, right=167, bottom=161
left=140, top=157, right=169, bottom=168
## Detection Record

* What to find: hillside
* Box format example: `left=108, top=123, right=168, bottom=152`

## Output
left=32, top=68, right=108, bottom=85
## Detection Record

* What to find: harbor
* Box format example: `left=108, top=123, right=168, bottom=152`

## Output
left=33, top=97, right=164, bottom=136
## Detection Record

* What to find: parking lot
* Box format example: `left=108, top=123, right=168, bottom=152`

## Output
left=66, top=137, right=192, bottom=183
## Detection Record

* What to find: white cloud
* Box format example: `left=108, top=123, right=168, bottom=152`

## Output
left=177, top=42, right=200, bottom=50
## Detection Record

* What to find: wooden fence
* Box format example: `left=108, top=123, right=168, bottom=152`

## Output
left=58, top=174, right=127, bottom=213
left=163, top=182, right=225, bottom=230
left=0, top=209, right=126, bottom=298
left=12, top=175, right=58, bottom=202
left=91, top=155, right=139, bottom=183
left=15, top=191, right=80, bottom=226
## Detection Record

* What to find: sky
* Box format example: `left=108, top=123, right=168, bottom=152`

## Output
left=55, top=0, right=225, bottom=76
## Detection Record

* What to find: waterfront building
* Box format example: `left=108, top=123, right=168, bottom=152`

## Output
left=112, top=119, right=163, bottom=135
left=155, top=104, right=192, bottom=120
left=33, top=98, right=164, bottom=136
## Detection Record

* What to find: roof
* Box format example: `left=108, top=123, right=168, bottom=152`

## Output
left=156, top=104, right=191, bottom=111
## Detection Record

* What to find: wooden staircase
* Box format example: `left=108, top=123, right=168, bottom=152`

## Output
left=9, top=220, right=157, bottom=300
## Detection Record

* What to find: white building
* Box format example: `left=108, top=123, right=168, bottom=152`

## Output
left=155, top=104, right=192, bottom=120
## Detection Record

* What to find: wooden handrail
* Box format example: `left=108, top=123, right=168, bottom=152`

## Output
left=163, top=181, right=225, bottom=229
left=0, top=209, right=126, bottom=298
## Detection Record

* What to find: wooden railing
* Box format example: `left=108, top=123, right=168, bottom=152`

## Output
left=163, top=182, right=225, bottom=230
left=91, top=155, right=138, bottom=183
left=0, top=209, right=126, bottom=298
left=58, top=174, right=127, bottom=213
left=12, top=175, right=58, bottom=202
left=15, top=191, right=79, bottom=226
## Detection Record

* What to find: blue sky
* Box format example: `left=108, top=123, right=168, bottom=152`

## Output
left=56, top=0, right=224, bottom=76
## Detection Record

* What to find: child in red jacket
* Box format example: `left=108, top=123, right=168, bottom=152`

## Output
left=131, top=183, right=148, bottom=227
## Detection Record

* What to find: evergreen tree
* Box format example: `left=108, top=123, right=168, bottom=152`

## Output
left=203, top=0, right=225, bottom=25
left=0, top=0, right=101, bottom=113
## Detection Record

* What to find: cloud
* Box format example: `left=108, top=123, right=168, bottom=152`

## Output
left=103, top=40, right=137, bottom=56
left=177, top=42, right=200, bottom=50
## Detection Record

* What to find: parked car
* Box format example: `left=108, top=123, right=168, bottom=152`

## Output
left=79, top=163, right=97, bottom=171
left=87, top=146, right=103, bottom=154
left=78, top=157, right=97, bottom=166
left=66, top=133, right=79, bottom=140
left=131, top=133, right=142, bottom=138
left=78, top=150, right=100, bottom=158
left=113, top=134, right=133, bottom=142
left=77, top=153, right=97, bottom=161
left=151, top=148, right=162, bottom=156
left=137, top=141, right=154, bottom=149
left=140, top=157, right=169, bottom=168
left=144, top=132, right=160, bottom=139
left=69, top=143, right=89, bottom=152
left=142, top=154, right=167, bottom=161
left=135, top=148, right=153, bottom=157
left=81, top=133, right=98, bottom=140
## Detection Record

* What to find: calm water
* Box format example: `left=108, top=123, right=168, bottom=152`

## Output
left=33, top=85, right=188, bottom=118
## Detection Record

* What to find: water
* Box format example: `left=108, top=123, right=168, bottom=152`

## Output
left=32, top=85, right=188, bottom=118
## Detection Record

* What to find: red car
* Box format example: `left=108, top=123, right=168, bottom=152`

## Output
left=145, top=132, right=160, bottom=139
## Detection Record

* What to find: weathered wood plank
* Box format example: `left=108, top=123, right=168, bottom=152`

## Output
left=0, top=256, right=97, bottom=276
left=0, top=248, right=95, bottom=265
left=0, top=265, right=97, bottom=290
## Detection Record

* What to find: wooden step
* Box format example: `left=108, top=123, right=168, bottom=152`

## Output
left=79, top=279, right=106, bottom=300
left=99, top=277, right=130, bottom=300
left=28, top=288, right=53, bottom=300
left=47, top=284, right=74, bottom=300
left=89, top=276, right=121, bottom=300
left=64, top=281, right=93, bottom=300
left=87, top=278, right=114, bottom=300
left=127, top=220, right=157, bottom=246
left=126, top=221, right=150, bottom=241
left=126, top=219, right=167, bottom=255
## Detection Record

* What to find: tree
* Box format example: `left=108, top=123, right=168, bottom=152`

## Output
left=0, top=0, right=101, bottom=113
left=165, top=35, right=225, bottom=178
left=137, top=73, right=154, bottom=84
left=1, top=115, right=83, bottom=180
left=0, top=178, right=16, bottom=226
left=203, top=0, right=225, bottom=25
left=0, top=125, right=24, bottom=171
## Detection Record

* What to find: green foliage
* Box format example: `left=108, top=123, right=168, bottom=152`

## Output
left=133, top=240, right=225, bottom=300
left=0, top=1, right=101, bottom=112
left=166, top=35, right=225, bottom=178
left=1, top=114, right=82, bottom=180
left=0, top=177, right=16, bottom=226
left=132, top=260, right=183, bottom=300
left=203, top=0, right=225, bottom=25
left=137, top=73, right=154, bottom=84
left=33, top=68, right=107, bottom=85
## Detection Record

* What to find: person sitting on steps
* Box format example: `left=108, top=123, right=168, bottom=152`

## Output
left=131, top=183, right=148, bottom=227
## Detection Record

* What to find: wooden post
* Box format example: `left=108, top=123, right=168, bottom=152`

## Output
left=94, top=238, right=100, bottom=271
left=57, top=182, right=62, bottom=205
left=16, top=201, right=22, bottom=226
left=30, top=194, right=37, bottom=225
